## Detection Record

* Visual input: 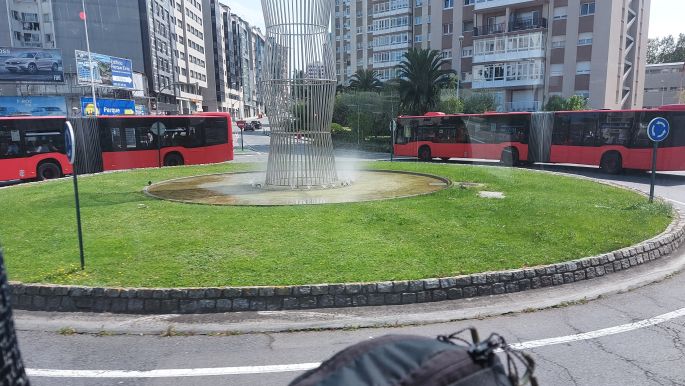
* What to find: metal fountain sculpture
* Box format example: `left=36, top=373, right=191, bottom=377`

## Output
left=145, top=0, right=451, bottom=206
left=261, top=0, right=339, bottom=189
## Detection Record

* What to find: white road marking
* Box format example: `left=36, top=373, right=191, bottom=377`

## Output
left=509, top=307, right=685, bottom=350
left=27, top=363, right=321, bottom=378
left=26, top=307, right=685, bottom=379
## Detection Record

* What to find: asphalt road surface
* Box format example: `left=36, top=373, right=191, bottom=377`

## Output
left=12, top=136, right=685, bottom=385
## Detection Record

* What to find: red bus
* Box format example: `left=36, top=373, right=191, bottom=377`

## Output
left=394, top=107, right=685, bottom=173
left=0, top=113, right=233, bottom=182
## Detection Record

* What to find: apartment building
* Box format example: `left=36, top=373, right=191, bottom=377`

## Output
left=334, top=0, right=650, bottom=112
left=171, top=0, right=207, bottom=114
left=643, top=62, right=684, bottom=108
left=203, top=0, right=231, bottom=112
left=140, top=0, right=178, bottom=112
left=2, top=0, right=56, bottom=48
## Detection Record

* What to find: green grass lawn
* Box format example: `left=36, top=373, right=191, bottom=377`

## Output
left=0, top=162, right=672, bottom=288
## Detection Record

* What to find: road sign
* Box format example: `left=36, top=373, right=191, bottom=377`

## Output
left=64, top=121, right=76, bottom=165
left=648, top=117, right=670, bottom=142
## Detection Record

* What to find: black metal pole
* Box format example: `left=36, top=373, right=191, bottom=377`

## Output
left=157, top=131, right=162, bottom=168
left=240, top=128, right=244, bottom=151
left=649, top=141, right=658, bottom=203
left=72, top=170, right=85, bottom=270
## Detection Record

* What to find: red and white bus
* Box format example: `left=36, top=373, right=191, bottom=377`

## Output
left=394, top=107, right=685, bottom=173
left=0, top=113, right=233, bottom=182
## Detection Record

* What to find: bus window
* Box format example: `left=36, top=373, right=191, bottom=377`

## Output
left=18, top=120, right=65, bottom=155
left=597, top=112, right=634, bottom=146
left=669, top=113, right=685, bottom=147
left=124, top=127, right=138, bottom=148
left=204, top=118, right=229, bottom=145
left=0, top=127, right=22, bottom=158
left=568, top=113, right=598, bottom=146
left=552, top=115, right=570, bottom=145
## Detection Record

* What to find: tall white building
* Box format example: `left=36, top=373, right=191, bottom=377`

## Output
left=172, top=0, right=207, bottom=114
left=334, top=0, right=651, bottom=111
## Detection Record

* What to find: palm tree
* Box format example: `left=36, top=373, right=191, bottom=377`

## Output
left=396, top=48, right=455, bottom=115
left=348, top=69, right=383, bottom=92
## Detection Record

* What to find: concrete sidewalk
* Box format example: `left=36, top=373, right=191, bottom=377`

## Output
left=14, top=242, right=685, bottom=336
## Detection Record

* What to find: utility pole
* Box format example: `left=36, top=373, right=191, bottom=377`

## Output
left=81, top=0, right=97, bottom=116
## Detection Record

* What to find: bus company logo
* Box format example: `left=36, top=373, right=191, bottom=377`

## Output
left=18, top=170, right=24, bottom=178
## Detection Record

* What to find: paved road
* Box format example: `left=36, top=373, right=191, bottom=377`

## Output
left=13, top=138, right=685, bottom=385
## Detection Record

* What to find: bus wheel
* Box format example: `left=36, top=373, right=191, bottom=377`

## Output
left=164, top=153, right=184, bottom=167
left=418, top=146, right=432, bottom=162
left=37, top=161, right=62, bottom=180
left=500, top=148, right=519, bottom=166
left=600, top=152, right=623, bottom=174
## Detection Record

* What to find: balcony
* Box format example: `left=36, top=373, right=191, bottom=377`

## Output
left=509, top=17, right=547, bottom=32
left=472, top=61, right=545, bottom=89
left=474, top=0, right=538, bottom=11
left=472, top=31, right=546, bottom=63
left=473, top=23, right=506, bottom=37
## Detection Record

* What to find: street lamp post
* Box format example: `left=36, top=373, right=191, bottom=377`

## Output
left=81, top=0, right=97, bottom=116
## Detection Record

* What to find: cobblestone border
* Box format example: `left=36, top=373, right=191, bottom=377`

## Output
left=8, top=175, right=685, bottom=314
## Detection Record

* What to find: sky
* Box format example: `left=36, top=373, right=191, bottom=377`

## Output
left=224, top=0, right=683, bottom=39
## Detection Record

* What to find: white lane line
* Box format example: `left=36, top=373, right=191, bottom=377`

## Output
left=27, top=363, right=321, bottom=378
left=509, top=307, right=685, bottom=350
left=26, top=307, right=685, bottom=379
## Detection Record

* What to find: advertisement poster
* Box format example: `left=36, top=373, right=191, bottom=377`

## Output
left=0, top=47, right=65, bottom=83
left=81, top=97, right=135, bottom=116
left=76, top=50, right=134, bottom=89
left=0, top=96, right=66, bottom=117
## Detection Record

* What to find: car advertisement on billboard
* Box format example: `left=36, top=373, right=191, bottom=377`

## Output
left=81, top=97, right=135, bottom=116
left=76, top=50, right=134, bottom=89
left=0, top=96, right=66, bottom=117
left=0, top=47, right=65, bottom=83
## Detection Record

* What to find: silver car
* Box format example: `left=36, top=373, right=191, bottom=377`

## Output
left=5, top=52, right=62, bottom=74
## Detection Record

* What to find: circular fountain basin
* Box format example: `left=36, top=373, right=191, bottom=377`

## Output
left=145, top=170, right=451, bottom=206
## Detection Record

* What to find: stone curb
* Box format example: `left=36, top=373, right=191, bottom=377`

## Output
left=8, top=176, right=685, bottom=314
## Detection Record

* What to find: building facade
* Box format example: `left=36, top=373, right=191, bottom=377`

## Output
left=0, top=0, right=267, bottom=117
left=171, top=0, right=207, bottom=114
left=643, top=62, right=684, bottom=108
left=334, top=0, right=651, bottom=112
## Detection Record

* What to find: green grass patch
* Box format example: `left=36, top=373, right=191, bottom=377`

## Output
left=0, top=162, right=672, bottom=288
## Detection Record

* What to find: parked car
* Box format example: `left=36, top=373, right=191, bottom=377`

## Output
left=5, top=52, right=62, bottom=74
left=249, top=120, right=262, bottom=130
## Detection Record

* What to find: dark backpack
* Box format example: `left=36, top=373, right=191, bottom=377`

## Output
left=289, top=328, right=537, bottom=386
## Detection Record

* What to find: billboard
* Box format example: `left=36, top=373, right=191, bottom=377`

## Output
left=76, top=50, right=134, bottom=89
left=0, top=47, right=65, bottom=83
left=81, top=97, right=135, bottom=116
left=0, top=96, right=66, bottom=117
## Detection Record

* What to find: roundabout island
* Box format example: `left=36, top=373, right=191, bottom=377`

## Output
left=0, top=161, right=681, bottom=315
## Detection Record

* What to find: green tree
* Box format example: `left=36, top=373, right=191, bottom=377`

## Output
left=396, top=48, right=455, bottom=115
left=544, top=95, right=567, bottom=111
left=544, top=95, right=588, bottom=111
left=462, top=93, right=497, bottom=114
left=438, top=97, right=464, bottom=114
left=348, top=69, right=383, bottom=92
left=332, top=95, right=350, bottom=126
left=647, top=34, right=685, bottom=63
left=565, top=95, right=588, bottom=111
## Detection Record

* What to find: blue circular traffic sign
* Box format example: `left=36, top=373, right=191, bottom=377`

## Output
left=65, top=121, right=76, bottom=165
left=648, top=117, right=670, bottom=142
